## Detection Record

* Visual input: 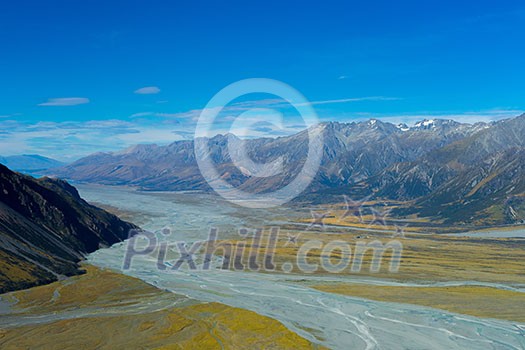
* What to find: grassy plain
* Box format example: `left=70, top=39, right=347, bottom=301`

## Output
left=313, top=284, right=525, bottom=323
left=208, top=222, right=525, bottom=323
left=0, top=266, right=324, bottom=350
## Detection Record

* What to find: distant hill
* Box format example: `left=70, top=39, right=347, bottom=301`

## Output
left=0, top=154, right=65, bottom=174
left=0, top=164, right=137, bottom=293
left=50, top=114, right=525, bottom=225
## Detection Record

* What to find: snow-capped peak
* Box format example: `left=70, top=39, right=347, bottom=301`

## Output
left=414, top=119, right=436, bottom=128
left=396, top=123, right=410, bottom=131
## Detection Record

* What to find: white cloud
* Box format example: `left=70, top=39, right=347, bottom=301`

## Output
left=0, top=118, right=188, bottom=161
left=154, top=113, right=183, bottom=118
left=128, top=111, right=183, bottom=121
left=134, top=86, right=161, bottom=94
left=38, top=97, right=90, bottom=106
left=337, top=75, right=348, bottom=80
left=152, top=97, right=400, bottom=123
left=129, top=112, right=154, bottom=118
left=304, top=96, right=401, bottom=106
left=4, top=104, right=522, bottom=162
left=171, top=107, right=224, bottom=122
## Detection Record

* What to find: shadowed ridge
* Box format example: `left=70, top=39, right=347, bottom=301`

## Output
left=0, top=164, right=138, bottom=293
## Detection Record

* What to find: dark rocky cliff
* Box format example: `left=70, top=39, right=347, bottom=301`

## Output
left=0, top=164, right=138, bottom=293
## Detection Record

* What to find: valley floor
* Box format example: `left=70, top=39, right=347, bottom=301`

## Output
left=312, top=284, right=525, bottom=323
left=214, top=223, right=525, bottom=323
left=0, top=266, right=323, bottom=350
left=32, top=185, right=522, bottom=349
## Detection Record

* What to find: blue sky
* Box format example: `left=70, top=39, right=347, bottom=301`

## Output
left=1, top=0, right=524, bottom=160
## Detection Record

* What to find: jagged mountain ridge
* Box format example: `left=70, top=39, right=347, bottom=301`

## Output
left=50, top=114, right=525, bottom=224
left=51, top=118, right=485, bottom=192
left=367, top=116, right=525, bottom=199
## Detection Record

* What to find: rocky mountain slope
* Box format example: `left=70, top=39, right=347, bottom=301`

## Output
left=51, top=118, right=484, bottom=191
left=0, top=164, right=137, bottom=293
left=357, top=115, right=525, bottom=224
left=50, top=114, right=525, bottom=225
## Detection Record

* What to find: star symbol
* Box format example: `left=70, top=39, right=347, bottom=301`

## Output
left=368, top=206, right=392, bottom=227
left=340, top=195, right=371, bottom=222
left=307, top=210, right=329, bottom=230
left=392, top=223, right=409, bottom=238
left=285, top=232, right=300, bottom=246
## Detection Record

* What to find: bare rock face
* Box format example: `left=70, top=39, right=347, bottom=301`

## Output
left=0, top=164, right=138, bottom=293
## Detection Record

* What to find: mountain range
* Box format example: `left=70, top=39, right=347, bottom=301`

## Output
left=0, top=164, right=137, bottom=293
left=50, top=114, right=525, bottom=225
left=0, top=154, right=64, bottom=175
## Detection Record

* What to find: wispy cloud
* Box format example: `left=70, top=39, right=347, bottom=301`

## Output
left=154, top=113, right=183, bottom=118
left=228, top=96, right=400, bottom=108
left=128, top=111, right=183, bottom=121
left=126, top=96, right=402, bottom=126
left=129, top=112, right=155, bottom=118
left=6, top=98, right=521, bottom=162
left=0, top=118, right=186, bottom=161
left=305, top=96, right=401, bottom=106
left=163, top=96, right=401, bottom=121
left=134, top=86, right=161, bottom=94
left=38, top=97, right=90, bottom=106
left=337, top=75, right=348, bottom=80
